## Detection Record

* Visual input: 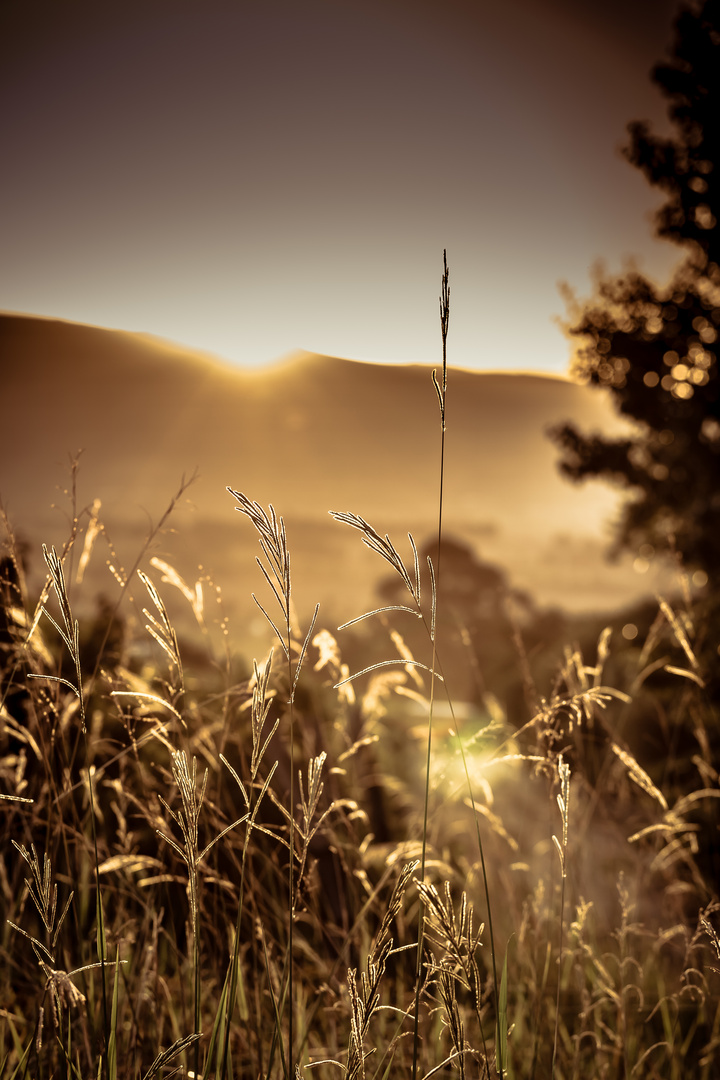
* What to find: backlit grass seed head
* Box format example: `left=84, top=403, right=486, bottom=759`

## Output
left=330, top=511, right=422, bottom=609
left=227, top=490, right=291, bottom=646
left=150, top=555, right=205, bottom=629
left=299, top=751, right=327, bottom=835
left=137, top=568, right=184, bottom=693
left=12, top=842, right=57, bottom=936
left=433, top=248, right=450, bottom=431
left=659, top=596, right=700, bottom=671
left=228, top=488, right=319, bottom=701
left=417, top=880, right=484, bottom=983
left=40, top=962, right=87, bottom=1028
left=553, top=754, right=571, bottom=878
left=530, top=684, right=629, bottom=745
left=610, top=743, right=668, bottom=812
left=329, top=513, right=445, bottom=700
left=345, top=860, right=419, bottom=1080
left=700, top=904, right=720, bottom=966
left=27, top=544, right=86, bottom=730
left=140, top=1033, right=203, bottom=1080
left=158, top=750, right=249, bottom=925
left=249, top=650, right=279, bottom=782
left=437, top=968, right=467, bottom=1080
left=158, top=752, right=211, bottom=933
left=9, top=841, right=74, bottom=958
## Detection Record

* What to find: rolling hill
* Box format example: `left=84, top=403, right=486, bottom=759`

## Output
left=1, top=313, right=669, bottom=653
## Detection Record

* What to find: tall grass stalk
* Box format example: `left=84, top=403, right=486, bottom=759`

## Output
left=411, top=250, right=451, bottom=1080
left=345, top=859, right=419, bottom=1080
left=27, top=544, right=110, bottom=1078
left=331, top=253, right=502, bottom=1076
left=551, top=754, right=570, bottom=1077
left=226, top=492, right=319, bottom=1077
left=120, top=566, right=249, bottom=1079
left=217, top=652, right=278, bottom=1080
left=85, top=472, right=198, bottom=695
left=157, top=747, right=249, bottom=1077
left=417, top=252, right=501, bottom=1077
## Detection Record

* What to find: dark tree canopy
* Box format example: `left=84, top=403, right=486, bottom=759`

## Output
left=626, top=0, right=720, bottom=262
left=551, top=0, right=720, bottom=576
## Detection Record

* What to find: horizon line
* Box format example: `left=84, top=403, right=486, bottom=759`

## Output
left=1, top=308, right=575, bottom=381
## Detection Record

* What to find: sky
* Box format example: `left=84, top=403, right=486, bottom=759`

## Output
left=1, top=0, right=684, bottom=373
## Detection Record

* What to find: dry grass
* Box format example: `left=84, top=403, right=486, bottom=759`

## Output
left=2, top=264, right=720, bottom=1079
left=2, top=479, right=720, bottom=1080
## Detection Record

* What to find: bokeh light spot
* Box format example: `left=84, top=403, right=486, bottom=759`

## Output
left=701, top=417, right=720, bottom=442
left=695, top=204, right=716, bottom=229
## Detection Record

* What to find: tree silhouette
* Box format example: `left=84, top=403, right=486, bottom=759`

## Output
left=550, top=0, right=720, bottom=577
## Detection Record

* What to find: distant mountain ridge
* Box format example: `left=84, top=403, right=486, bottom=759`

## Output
left=1, top=313, right=662, bottom=632
left=0, top=312, right=624, bottom=522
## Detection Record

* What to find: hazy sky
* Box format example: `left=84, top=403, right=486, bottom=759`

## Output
left=2, top=0, right=683, bottom=372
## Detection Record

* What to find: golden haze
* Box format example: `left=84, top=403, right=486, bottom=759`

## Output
left=0, top=313, right=669, bottom=654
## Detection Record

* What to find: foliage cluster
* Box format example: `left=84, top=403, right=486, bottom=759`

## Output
left=551, top=0, right=720, bottom=580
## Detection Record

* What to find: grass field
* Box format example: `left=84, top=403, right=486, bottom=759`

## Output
left=2, top=267, right=719, bottom=1078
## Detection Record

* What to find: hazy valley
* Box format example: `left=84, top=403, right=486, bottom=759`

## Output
left=1, top=313, right=674, bottom=658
